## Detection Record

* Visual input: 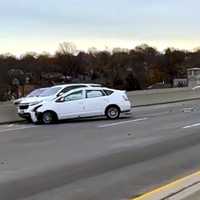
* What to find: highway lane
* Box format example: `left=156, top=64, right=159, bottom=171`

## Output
left=1, top=100, right=200, bottom=199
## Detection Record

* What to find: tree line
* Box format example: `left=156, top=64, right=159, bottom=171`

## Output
left=0, top=42, right=199, bottom=100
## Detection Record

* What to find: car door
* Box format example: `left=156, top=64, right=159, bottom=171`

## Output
left=84, top=89, right=109, bottom=117
left=56, top=90, right=86, bottom=119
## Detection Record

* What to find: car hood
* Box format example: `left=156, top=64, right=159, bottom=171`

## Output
left=14, top=97, right=24, bottom=102
left=19, top=96, right=54, bottom=104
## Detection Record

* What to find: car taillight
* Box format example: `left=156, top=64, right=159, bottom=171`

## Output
left=122, top=95, right=129, bottom=101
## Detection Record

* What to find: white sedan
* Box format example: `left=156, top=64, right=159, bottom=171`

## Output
left=17, top=83, right=101, bottom=121
left=32, top=87, right=132, bottom=124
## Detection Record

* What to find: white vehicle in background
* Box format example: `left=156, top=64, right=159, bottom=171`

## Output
left=30, top=87, right=131, bottom=124
left=18, top=83, right=102, bottom=121
left=13, top=87, right=48, bottom=105
left=192, top=85, right=200, bottom=90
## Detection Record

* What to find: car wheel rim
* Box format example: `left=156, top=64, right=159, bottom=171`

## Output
left=43, top=113, right=52, bottom=123
left=108, top=108, right=118, bottom=118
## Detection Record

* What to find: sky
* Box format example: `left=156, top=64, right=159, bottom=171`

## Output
left=1, top=0, right=200, bottom=55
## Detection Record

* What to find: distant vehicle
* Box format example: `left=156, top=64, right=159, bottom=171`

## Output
left=17, top=83, right=102, bottom=121
left=19, top=87, right=131, bottom=124
left=192, top=85, right=200, bottom=90
left=13, top=87, right=48, bottom=105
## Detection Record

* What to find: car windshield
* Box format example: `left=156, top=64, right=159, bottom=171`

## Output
left=39, top=87, right=62, bottom=97
left=26, top=88, right=47, bottom=97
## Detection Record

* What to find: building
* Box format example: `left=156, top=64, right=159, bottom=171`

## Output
left=173, top=78, right=187, bottom=88
left=187, top=68, right=200, bottom=87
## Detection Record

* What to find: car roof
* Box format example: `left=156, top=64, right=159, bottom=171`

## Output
left=56, top=87, right=117, bottom=99
left=85, top=87, right=114, bottom=90
left=63, top=87, right=114, bottom=93
left=35, top=87, right=49, bottom=90
left=51, top=83, right=101, bottom=89
left=69, top=86, right=112, bottom=90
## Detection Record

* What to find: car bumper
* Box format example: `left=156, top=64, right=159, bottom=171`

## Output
left=120, top=101, right=131, bottom=110
left=18, top=105, right=41, bottom=123
left=18, top=111, right=38, bottom=123
left=18, top=113, right=33, bottom=122
left=18, top=112, right=31, bottom=119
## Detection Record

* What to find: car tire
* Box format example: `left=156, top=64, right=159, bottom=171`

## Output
left=105, top=105, right=120, bottom=120
left=25, top=117, right=32, bottom=123
left=42, top=111, right=56, bottom=124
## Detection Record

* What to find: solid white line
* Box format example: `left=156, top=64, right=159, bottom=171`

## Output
left=0, top=126, right=37, bottom=133
left=142, top=111, right=170, bottom=117
left=7, top=124, right=14, bottom=128
left=98, top=118, right=148, bottom=128
left=183, top=107, right=193, bottom=113
left=183, top=123, right=200, bottom=129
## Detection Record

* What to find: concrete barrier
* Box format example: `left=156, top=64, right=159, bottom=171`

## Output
left=128, top=87, right=200, bottom=106
left=0, top=87, right=200, bottom=124
left=0, top=102, right=20, bottom=124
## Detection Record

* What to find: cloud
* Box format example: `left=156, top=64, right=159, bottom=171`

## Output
left=0, top=0, right=200, bottom=54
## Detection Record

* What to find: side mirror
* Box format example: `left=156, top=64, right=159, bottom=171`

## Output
left=55, top=97, right=65, bottom=103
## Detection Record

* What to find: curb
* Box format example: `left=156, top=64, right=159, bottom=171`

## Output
left=131, top=171, right=200, bottom=200
left=133, top=97, right=200, bottom=108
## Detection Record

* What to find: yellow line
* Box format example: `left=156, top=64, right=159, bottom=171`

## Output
left=131, top=171, right=200, bottom=200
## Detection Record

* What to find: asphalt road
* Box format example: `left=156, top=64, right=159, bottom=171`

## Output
left=1, top=100, right=200, bottom=200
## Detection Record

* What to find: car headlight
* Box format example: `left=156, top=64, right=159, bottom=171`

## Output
left=13, top=100, right=21, bottom=105
left=29, top=101, right=43, bottom=106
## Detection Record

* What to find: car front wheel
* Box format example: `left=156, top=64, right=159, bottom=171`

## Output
left=42, top=111, right=56, bottom=124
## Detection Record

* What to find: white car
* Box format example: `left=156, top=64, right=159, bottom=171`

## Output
left=18, top=83, right=102, bottom=121
left=24, top=87, right=131, bottom=124
left=192, top=85, right=200, bottom=90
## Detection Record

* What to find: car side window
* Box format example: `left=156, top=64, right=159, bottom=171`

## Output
left=60, top=86, right=75, bottom=94
left=59, top=85, right=87, bottom=95
left=86, top=90, right=105, bottom=99
left=64, top=90, right=84, bottom=101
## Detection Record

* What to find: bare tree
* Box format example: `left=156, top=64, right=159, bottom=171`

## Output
left=57, top=42, right=77, bottom=55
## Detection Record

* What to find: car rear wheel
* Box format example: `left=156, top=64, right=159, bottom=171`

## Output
left=42, top=111, right=56, bottom=124
left=106, top=106, right=120, bottom=120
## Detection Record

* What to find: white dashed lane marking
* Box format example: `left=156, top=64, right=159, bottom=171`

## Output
left=98, top=118, right=148, bottom=128
left=183, top=107, right=194, bottom=113
left=7, top=124, right=14, bottom=128
left=183, top=123, right=200, bottom=129
left=0, top=124, right=37, bottom=133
